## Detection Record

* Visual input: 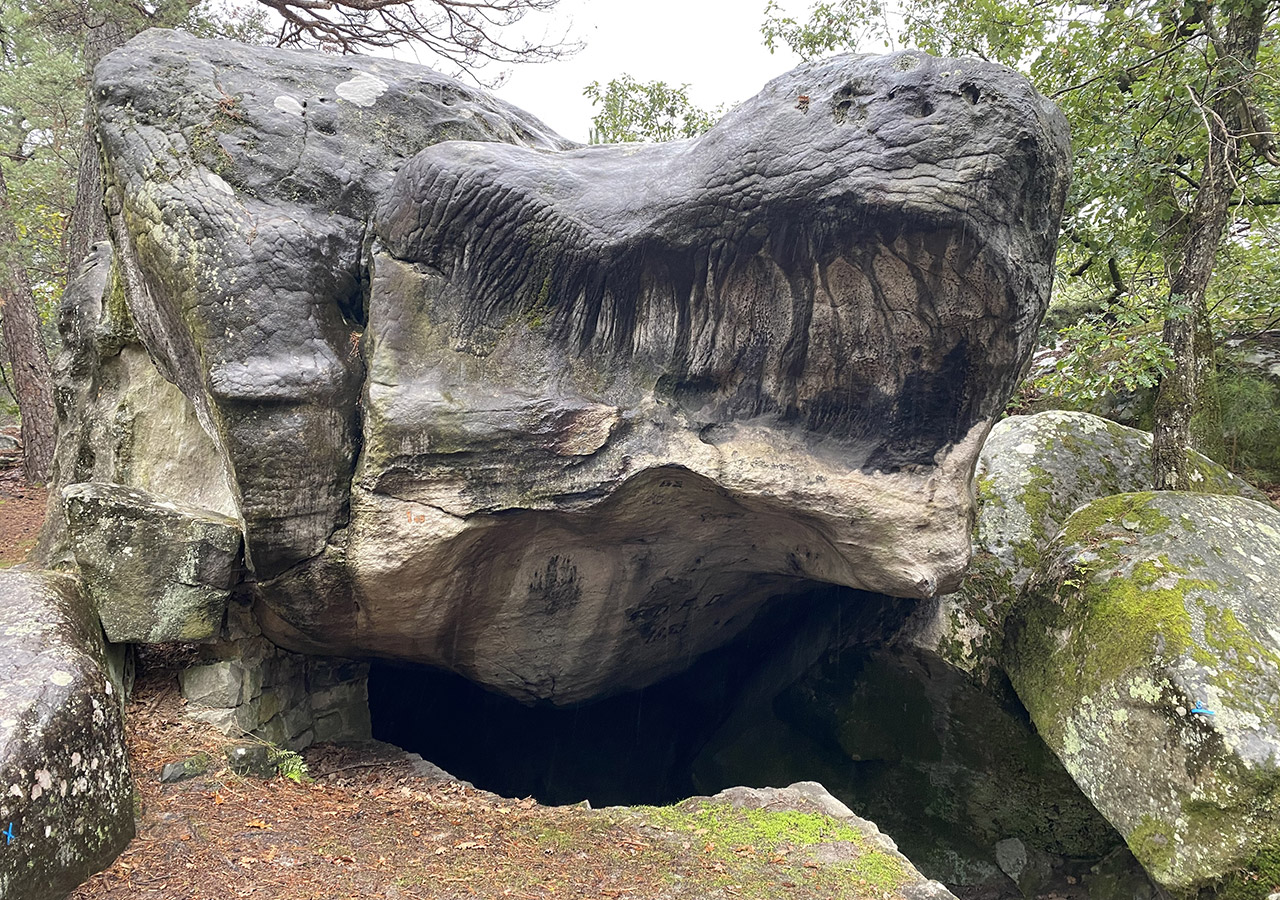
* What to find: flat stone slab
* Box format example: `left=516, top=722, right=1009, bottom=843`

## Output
left=64, top=481, right=242, bottom=643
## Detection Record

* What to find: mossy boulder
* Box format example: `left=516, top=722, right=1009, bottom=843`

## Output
left=1004, top=491, right=1280, bottom=898
left=694, top=642, right=1148, bottom=895
left=0, top=570, right=135, bottom=900
left=902, top=410, right=1262, bottom=674
left=639, top=782, right=958, bottom=900
left=64, top=481, right=243, bottom=643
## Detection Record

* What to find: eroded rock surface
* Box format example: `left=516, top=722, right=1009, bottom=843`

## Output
left=86, top=31, right=1069, bottom=704
left=0, top=570, right=134, bottom=900
left=1005, top=491, right=1280, bottom=898
left=93, top=29, right=572, bottom=580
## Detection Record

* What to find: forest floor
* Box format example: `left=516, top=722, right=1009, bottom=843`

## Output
left=65, top=661, right=916, bottom=900
left=0, top=435, right=46, bottom=567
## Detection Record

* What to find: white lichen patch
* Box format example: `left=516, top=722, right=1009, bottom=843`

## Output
left=49, top=671, right=73, bottom=687
left=273, top=95, right=305, bottom=116
left=335, top=72, right=387, bottom=108
left=202, top=171, right=234, bottom=197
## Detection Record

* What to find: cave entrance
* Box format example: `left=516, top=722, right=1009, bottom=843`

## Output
left=366, top=584, right=1155, bottom=899
left=368, top=583, right=904, bottom=807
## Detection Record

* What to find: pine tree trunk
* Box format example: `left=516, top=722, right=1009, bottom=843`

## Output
left=65, top=13, right=127, bottom=271
left=0, top=162, right=56, bottom=481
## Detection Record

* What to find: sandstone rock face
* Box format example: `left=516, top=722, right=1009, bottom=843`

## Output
left=901, top=411, right=1262, bottom=674
left=64, top=482, right=243, bottom=642
left=89, top=31, right=1069, bottom=704
left=94, top=29, right=571, bottom=580
left=0, top=571, right=134, bottom=900
left=1005, top=491, right=1280, bottom=898
left=40, top=241, right=238, bottom=568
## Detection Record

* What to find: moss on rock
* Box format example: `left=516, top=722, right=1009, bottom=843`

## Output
left=1004, top=491, right=1280, bottom=897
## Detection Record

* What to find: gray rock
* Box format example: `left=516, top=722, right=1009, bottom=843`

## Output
left=259, top=50, right=1070, bottom=704
left=160, top=752, right=212, bottom=783
left=40, top=241, right=240, bottom=569
left=993, top=837, right=1053, bottom=898
left=0, top=570, right=134, bottom=900
left=1004, top=491, right=1280, bottom=897
left=63, top=481, right=243, bottom=643
left=0, top=433, right=18, bottom=453
left=179, top=661, right=247, bottom=709
left=94, top=29, right=571, bottom=579
left=87, top=31, right=1069, bottom=704
left=901, top=411, right=1263, bottom=674
left=225, top=742, right=274, bottom=778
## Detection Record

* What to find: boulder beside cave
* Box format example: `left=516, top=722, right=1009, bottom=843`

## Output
left=673, top=782, right=958, bottom=900
left=64, top=481, right=243, bottom=643
left=0, top=570, right=134, bottom=900
left=901, top=410, right=1263, bottom=674
left=1005, top=491, right=1280, bottom=898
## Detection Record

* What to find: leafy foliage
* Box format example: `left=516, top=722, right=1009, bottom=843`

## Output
left=762, top=0, right=1280, bottom=425
left=0, top=3, right=82, bottom=330
left=584, top=75, right=720, bottom=144
left=269, top=747, right=310, bottom=783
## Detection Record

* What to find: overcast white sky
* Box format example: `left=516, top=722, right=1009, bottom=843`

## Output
left=402, top=0, right=815, bottom=143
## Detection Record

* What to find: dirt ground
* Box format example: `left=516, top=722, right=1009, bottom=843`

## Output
left=0, top=448, right=47, bottom=568
left=66, top=663, right=914, bottom=900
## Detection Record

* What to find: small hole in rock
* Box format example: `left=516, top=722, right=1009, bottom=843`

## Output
left=912, top=99, right=936, bottom=118
left=961, top=83, right=981, bottom=105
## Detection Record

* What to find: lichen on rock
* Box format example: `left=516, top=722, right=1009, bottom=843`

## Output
left=901, top=410, right=1263, bottom=676
left=0, top=570, right=134, bottom=900
left=1004, top=490, right=1280, bottom=897
left=63, top=481, right=243, bottom=643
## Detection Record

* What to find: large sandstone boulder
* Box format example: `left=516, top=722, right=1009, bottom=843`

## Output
left=901, top=411, right=1262, bottom=674
left=0, top=570, right=134, bottom=900
left=1005, top=491, right=1280, bottom=898
left=85, top=31, right=1070, bottom=704
left=93, top=29, right=572, bottom=581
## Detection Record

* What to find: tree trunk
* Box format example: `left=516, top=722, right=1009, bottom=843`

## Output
left=65, top=12, right=127, bottom=271
left=1151, top=3, right=1267, bottom=489
left=0, top=162, right=56, bottom=481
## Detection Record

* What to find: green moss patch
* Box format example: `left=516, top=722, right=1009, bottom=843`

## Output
left=1057, top=492, right=1172, bottom=545
left=1013, top=551, right=1213, bottom=741
left=635, top=800, right=913, bottom=897
left=1202, top=605, right=1280, bottom=722
left=1128, top=815, right=1176, bottom=874
left=643, top=802, right=864, bottom=851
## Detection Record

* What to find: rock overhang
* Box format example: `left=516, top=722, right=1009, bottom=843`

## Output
left=86, top=31, right=1070, bottom=705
